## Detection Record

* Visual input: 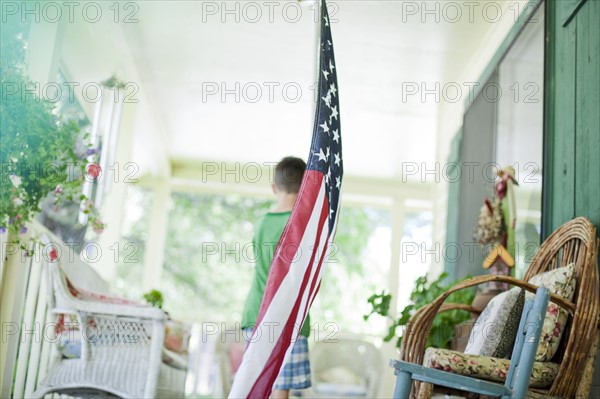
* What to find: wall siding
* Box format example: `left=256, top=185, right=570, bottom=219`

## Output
left=543, top=0, right=600, bottom=392
left=543, top=0, right=600, bottom=236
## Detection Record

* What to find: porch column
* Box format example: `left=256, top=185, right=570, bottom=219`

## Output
left=142, top=179, right=170, bottom=291
left=380, top=197, right=406, bottom=397
left=95, top=103, right=136, bottom=286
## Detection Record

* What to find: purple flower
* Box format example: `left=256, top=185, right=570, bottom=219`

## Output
left=0, top=226, right=6, bottom=234
left=85, top=148, right=97, bottom=157
left=19, top=226, right=27, bottom=234
left=55, top=185, right=63, bottom=195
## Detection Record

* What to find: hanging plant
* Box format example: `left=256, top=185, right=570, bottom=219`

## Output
left=0, top=23, right=104, bottom=250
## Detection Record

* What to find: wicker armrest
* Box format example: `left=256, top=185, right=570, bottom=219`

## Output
left=439, top=303, right=481, bottom=316
left=54, top=296, right=167, bottom=321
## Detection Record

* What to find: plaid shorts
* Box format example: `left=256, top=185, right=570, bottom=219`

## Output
left=242, top=328, right=312, bottom=390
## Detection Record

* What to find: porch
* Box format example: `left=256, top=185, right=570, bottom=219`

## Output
left=1, top=0, right=598, bottom=398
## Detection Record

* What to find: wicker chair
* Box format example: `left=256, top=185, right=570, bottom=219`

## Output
left=33, top=237, right=187, bottom=398
left=306, top=337, right=382, bottom=398
left=398, top=217, right=600, bottom=398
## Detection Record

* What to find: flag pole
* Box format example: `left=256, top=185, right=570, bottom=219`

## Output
left=311, top=0, right=322, bottom=119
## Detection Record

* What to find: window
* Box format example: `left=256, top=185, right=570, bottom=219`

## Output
left=447, top=4, right=544, bottom=279
left=496, top=8, right=544, bottom=277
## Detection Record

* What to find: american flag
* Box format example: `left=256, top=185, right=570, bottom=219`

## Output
left=228, top=1, right=342, bottom=397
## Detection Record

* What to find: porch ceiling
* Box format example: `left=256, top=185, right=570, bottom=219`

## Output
left=61, top=1, right=513, bottom=182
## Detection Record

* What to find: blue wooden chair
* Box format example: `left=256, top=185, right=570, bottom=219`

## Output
left=391, top=286, right=550, bottom=399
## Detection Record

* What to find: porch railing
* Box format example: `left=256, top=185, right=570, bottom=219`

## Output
left=0, top=222, right=59, bottom=398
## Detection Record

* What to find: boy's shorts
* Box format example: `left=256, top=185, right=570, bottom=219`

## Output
left=242, top=328, right=312, bottom=390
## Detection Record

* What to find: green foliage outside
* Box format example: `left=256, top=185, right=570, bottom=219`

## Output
left=161, top=193, right=271, bottom=322
left=365, top=272, right=475, bottom=349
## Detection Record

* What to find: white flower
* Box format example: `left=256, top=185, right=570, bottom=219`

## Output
left=9, top=174, right=22, bottom=188
left=13, top=197, right=23, bottom=206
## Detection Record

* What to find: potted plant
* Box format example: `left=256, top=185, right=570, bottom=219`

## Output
left=364, top=272, right=474, bottom=350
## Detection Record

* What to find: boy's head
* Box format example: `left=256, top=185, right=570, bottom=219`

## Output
left=274, top=156, right=306, bottom=194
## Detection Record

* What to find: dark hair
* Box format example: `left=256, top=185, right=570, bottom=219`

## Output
left=275, top=156, right=306, bottom=194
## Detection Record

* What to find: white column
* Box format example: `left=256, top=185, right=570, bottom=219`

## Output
left=95, top=102, right=137, bottom=286
left=379, top=197, right=405, bottom=398
left=142, top=179, right=170, bottom=291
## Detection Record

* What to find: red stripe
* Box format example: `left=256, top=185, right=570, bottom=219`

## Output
left=248, top=173, right=328, bottom=398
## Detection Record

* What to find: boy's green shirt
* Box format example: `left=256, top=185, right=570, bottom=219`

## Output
left=241, top=211, right=311, bottom=337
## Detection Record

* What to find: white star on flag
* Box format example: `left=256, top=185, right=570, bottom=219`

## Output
left=322, top=92, right=332, bottom=107
left=329, top=83, right=337, bottom=97
left=315, top=148, right=327, bottom=162
left=329, top=106, right=338, bottom=123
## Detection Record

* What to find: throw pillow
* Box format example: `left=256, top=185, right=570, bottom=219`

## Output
left=464, top=287, right=525, bottom=358
left=527, top=263, right=576, bottom=361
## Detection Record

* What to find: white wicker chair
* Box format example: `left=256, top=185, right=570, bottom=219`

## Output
left=305, top=337, right=382, bottom=398
left=33, top=238, right=187, bottom=398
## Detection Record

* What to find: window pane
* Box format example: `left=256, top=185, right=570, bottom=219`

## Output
left=496, top=8, right=544, bottom=278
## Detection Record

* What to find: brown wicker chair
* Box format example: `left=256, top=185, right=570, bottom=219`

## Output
left=399, top=217, right=600, bottom=398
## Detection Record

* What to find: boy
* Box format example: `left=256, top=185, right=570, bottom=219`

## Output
left=241, top=156, right=311, bottom=399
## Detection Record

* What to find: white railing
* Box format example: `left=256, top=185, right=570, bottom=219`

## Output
left=0, top=222, right=58, bottom=398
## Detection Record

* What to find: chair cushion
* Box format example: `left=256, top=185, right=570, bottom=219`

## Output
left=423, top=348, right=559, bottom=388
left=464, top=288, right=525, bottom=358
left=527, top=263, right=576, bottom=361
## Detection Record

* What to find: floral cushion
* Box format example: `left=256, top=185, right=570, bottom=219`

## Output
left=424, top=348, right=558, bottom=388
left=527, top=263, right=576, bottom=361
left=465, top=288, right=525, bottom=358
